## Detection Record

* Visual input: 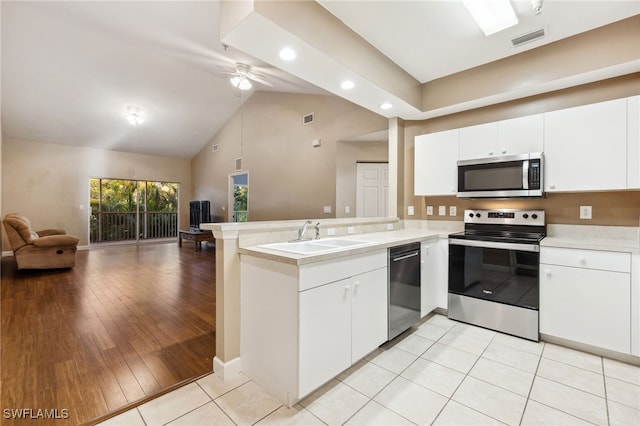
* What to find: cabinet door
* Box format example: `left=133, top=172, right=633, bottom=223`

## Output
left=351, top=268, right=388, bottom=362
left=421, top=241, right=439, bottom=317
left=414, top=130, right=459, bottom=196
left=628, top=96, right=640, bottom=188
left=544, top=98, right=627, bottom=192
left=540, top=264, right=631, bottom=354
left=459, top=122, right=498, bottom=160
left=299, top=281, right=351, bottom=396
left=497, top=114, right=543, bottom=156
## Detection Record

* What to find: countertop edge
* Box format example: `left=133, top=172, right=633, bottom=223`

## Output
left=239, top=230, right=442, bottom=265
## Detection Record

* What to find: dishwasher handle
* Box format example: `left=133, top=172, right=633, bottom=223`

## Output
left=391, top=250, right=420, bottom=262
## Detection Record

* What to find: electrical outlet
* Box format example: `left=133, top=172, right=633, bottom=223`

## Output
left=386, top=223, right=394, bottom=230
left=347, top=226, right=356, bottom=234
left=408, top=206, right=415, bottom=216
left=580, top=205, right=592, bottom=220
left=449, top=206, right=457, bottom=216
left=344, top=206, right=350, bottom=214
left=327, top=228, right=336, bottom=236
left=323, top=205, right=332, bottom=214
left=426, top=206, right=434, bottom=216
left=438, top=206, right=446, bottom=216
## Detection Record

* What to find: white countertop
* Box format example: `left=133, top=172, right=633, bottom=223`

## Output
left=541, top=224, right=640, bottom=253
left=239, top=228, right=443, bottom=266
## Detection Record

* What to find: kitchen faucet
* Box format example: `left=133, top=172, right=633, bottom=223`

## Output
left=291, top=220, right=312, bottom=242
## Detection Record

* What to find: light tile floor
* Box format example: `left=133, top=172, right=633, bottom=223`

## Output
left=98, top=314, right=640, bottom=426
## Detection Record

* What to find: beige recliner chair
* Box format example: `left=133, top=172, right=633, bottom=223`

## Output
left=2, top=213, right=79, bottom=269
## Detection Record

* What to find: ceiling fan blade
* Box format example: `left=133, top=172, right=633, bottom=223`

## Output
left=247, top=73, right=274, bottom=87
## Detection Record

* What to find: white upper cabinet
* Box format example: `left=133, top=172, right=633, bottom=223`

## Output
left=544, top=98, right=627, bottom=192
left=459, top=122, right=498, bottom=160
left=627, top=96, right=640, bottom=188
left=458, top=114, right=543, bottom=160
left=414, top=129, right=458, bottom=196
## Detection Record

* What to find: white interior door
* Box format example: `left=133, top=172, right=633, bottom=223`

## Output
left=356, top=162, right=388, bottom=217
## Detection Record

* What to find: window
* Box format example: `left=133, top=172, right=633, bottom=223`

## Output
left=90, top=178, right=179, bottom=243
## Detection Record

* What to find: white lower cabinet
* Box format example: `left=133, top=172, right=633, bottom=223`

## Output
left=241, top=250, right=388, bottom=406
left=540, top=247, right=631, bottom=354
left=421, top=238, right=449, bottom=317
left=299, top=267, right=387, bottom=397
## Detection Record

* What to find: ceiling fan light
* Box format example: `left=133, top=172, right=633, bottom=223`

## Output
left=462, top=0, right=518, bottom=36
left=230, top=76, right=252, bottom=91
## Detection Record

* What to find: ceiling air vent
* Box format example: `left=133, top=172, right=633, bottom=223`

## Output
left=303, top=113, right=314, bottom=125
left=511, top=28, right=546, bottom=47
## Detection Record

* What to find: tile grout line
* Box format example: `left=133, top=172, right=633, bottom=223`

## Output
left=517, top=338, right=545, bottom=426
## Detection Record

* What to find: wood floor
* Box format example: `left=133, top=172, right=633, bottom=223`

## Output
left=1, top=242, right=216, bottom=425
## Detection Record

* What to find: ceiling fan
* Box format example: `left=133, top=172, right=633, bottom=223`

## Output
left=219, top=62, right=274, bottom=91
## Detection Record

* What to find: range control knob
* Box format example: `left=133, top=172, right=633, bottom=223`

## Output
left=468, top=212, right=474, bottom=218
left=475, top=213, right=481, bottom=218
left=523, top=213, right=529, bottom=219
left=532, top=213, right=538, bottom=219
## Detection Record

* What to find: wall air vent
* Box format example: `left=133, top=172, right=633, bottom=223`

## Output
left=303, top=113, right=315, bottom=125
left=511, top=28, right=546, bottom=47
left=235, top=158, right=242, bottom=171
left=212, top=144, right=219, bottom=152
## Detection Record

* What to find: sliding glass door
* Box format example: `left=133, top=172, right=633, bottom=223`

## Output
left=89, top=178, right=179, bottom=243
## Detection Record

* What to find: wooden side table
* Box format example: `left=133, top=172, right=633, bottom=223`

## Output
left=178, top=229, right=215, bottom=252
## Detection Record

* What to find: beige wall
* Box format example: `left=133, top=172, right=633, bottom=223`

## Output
left=1, top=138, right=192, bottom=250
left=191, top=91, right=388, bottom=222
left=335, top=140, right=388, bottom=218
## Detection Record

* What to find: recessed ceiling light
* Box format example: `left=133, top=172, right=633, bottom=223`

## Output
left=380, top=102, right=393, bottom=110
left=279, top=47, right=296, bottom=61
left=340, top=80, right=355, bottom=90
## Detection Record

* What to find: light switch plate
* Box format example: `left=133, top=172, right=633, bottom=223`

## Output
left=426, top=206, right=434, bottom=216
left=580, top=205, right=592, bottom=219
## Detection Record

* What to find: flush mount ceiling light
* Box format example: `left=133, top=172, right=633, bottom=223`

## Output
left=279, top=47, right=296, bottom=61
left=462, top=0, right=518, bottom=36
left=126, top=106, right=144, bottom=125
left=379, top=102, right=393, bottom=110
left=340, top=80, right=355, bottom=90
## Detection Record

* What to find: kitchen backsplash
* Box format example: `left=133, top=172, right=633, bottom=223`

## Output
left=422, top=191, right=640, bottom=226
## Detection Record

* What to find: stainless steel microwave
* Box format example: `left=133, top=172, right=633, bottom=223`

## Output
left=457, top=153, right=543, bottom=198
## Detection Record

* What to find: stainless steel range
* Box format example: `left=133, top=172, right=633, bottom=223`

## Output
left=448, top=209, right=545, bottom=341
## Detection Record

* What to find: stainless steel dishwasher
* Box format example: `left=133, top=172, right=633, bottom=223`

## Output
left=388, top=242, right=421, bottom=340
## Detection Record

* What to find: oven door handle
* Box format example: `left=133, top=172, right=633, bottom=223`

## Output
left=449, top=238, right=539, bottom=253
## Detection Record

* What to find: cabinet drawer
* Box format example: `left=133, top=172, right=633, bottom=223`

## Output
left=540, top=247, right=630, bottom=273
left=299, top=250, right=387, bottom=291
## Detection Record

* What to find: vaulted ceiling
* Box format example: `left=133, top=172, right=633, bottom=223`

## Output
left=2, top=1, right=638, bottom=158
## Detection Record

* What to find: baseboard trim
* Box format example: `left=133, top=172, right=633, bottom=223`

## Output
left=213, top=356, right=242, bottom=380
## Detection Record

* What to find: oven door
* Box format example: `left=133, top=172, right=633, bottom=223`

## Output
left=448, top=238, right=540, bottom=340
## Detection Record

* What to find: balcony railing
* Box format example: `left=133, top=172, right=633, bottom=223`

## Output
left=90, top=211, right=178, bottom=243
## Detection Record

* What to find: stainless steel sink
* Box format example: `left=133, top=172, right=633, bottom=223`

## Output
left=259, top=238, right=373, bottom=255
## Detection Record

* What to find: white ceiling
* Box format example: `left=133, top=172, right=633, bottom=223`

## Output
left=319, top=0, right=640, bottom=84
left=2, top=1, right=639, bottom=159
